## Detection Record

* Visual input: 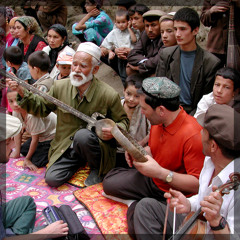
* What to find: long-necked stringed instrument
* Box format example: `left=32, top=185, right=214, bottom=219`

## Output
left=169, top=172, right=240, bottom=240
left=226, top=0, right=240, bottom=72
left=0, top=69, right=148, bottom=162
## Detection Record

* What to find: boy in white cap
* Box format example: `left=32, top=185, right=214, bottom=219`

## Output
left=8, top=42, right=129, bottom=187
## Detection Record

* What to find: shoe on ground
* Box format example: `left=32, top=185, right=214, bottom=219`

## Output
left=84, top=169, right=102, bottom=186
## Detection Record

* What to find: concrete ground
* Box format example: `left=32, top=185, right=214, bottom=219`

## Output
left=95, top=62, right=124, bottom=98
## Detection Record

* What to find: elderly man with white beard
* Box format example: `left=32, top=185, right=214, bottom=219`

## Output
left=8, top=42, right=129, bottom=187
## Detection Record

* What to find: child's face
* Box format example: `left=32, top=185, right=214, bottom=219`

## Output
left=213, top=75, right=235, bottom=105
left=130, top=12, right=144, bottom=31
left=7, top=91, right=21, bottom=112
left=124, top=84, right=140, bottom=108
left=160, top=20, right=177, bottom=47
left=115, top=15, right=128, bottom=31
left=57, top=64, right=71, bottom=78
left=85, top=0, right=97, bottom=13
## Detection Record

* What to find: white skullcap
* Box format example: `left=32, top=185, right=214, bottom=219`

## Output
left=76, top=42, right=101, bottom=62
left=0, top=113, right=22, bottom=141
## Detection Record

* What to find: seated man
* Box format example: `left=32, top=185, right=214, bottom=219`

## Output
left=127, top=10, right=165, bottom=77
left=103, top=77, right=205, bottom=235
left=131, top=104, right=240, bottom=239
left=156, top=7, right=221, bottom=115
left=8, top=42, right=129, bottom=188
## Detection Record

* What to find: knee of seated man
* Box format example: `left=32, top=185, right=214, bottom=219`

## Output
left=74, top=128, right=97, bottom=145
left=45, top=170, right=62, bottom=188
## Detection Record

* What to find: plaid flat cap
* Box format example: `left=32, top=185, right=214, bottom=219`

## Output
left=142, top=77, right=181, bottom=99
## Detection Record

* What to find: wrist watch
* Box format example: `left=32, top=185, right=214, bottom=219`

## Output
left=166, top=171, right=173, bottom=183
left=210, top=216, right=227, bottom=231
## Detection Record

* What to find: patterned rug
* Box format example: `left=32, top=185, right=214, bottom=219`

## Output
left=2, top=157, right=101, bottom=236
left=74, top=183, right=132, bottom=240
left=68, top=165, right=91, bottom=188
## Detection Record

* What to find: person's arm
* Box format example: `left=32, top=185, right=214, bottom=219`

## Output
left=133, top=155, right=200, bottom=193
left=10, top=132, right=22, bottom=158
left=108, top=50, right=115, bottom=60
left=200, top=0, right=229, bottom=26
left=128, top=22, right=137, bottom=44
left=4, top=220, right=68, bottom=240
left=127, top=32, right=147, bottom=65
left=7, top=80, right=57, bottom=118
left=75, top=8, right=100, bottom=31
left=193, top=93, right=213, bottom=118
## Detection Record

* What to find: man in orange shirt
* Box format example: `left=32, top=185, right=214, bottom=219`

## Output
left=103, top=77, right=205, bottom=236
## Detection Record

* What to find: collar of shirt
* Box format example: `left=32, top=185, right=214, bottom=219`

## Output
left=37, top=73, right=50, bottom=82
left=162, top=106, right=186, bottom=135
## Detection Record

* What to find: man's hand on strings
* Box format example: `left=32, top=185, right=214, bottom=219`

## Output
left=200, top=185, right=223, bottom=227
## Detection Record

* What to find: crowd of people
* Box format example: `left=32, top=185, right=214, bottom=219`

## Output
left=1, top=0, right=240, bottom=239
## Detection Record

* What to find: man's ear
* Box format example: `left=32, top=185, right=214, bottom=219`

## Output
left=210, top=139, right=218, bottom=153
left=92, top=65, right=100, bottom=75
left=156, top=105, right=165, bottom=117
left=192, top=26, right=199, bottom=36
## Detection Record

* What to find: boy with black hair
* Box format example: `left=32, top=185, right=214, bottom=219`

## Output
left=156, top=7, right=221, bottom=115
left=28, top=51, right=54, bottom=92
left=128, top=4, right=150, bottom=33
left=4, top=46, right=32, bottom=84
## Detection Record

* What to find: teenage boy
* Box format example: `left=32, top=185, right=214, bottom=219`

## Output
left=127, top=9, right=165, bottom=77
left=156, top=7, right=221, bottom=115
left=128, top=4, right=150, bottom=33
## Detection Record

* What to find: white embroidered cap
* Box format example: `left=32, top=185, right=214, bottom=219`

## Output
left=76, top=42, right=101, bottom=62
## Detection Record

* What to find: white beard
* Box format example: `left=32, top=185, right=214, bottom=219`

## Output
left=70, top=71, right=93, bottom=87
